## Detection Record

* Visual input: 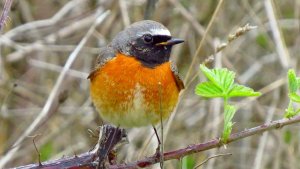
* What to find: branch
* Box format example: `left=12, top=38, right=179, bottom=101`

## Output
left=15, top=152, right=95, bottom=169
left=109, top=115, right=300, bottom=169
left=11, top=115, right=300, bottom=169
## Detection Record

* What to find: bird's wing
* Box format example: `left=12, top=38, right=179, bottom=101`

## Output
left=170, top=62, right=184, bottom=91
left=88, top=46, right=116, bottom=79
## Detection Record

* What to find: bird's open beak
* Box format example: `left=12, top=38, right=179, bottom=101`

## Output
left=156, top=38, right=184, bottom=46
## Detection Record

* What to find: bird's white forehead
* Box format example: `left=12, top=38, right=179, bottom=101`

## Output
left=137, top=28, right=171, bottom=37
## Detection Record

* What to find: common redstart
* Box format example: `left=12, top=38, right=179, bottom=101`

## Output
left=88, top=20, right=184, bottom=129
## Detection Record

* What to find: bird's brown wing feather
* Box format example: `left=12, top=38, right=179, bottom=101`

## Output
left=170, top=62, right=184, bottom=91
left=88, top=46, right=116, bottom=79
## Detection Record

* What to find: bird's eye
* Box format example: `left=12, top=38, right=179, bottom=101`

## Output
left=143, top=34, right=153, bottom=44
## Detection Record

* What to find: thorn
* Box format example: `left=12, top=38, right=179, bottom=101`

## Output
left=72, top=147, right=78, bottom=158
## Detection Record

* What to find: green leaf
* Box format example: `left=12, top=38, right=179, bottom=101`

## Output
left=195, top=82, right=224, bottom=98
left=198, top=64, right=260, bottom=100
left=297, top=77, right=300, bottom=88
left=228, top=84, right=261, bottom=98
left=289, top=93, right=300, bottom=103
left=200, top=64, right=235, bottom=93
left=222, top=105, right=236, bottom=143
left=288, top=69, right=298, bottom=93
left=181, top=155, right=195, bottom=169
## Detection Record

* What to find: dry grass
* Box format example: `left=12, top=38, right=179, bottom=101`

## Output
left=0, top=0, right=299, bottom=168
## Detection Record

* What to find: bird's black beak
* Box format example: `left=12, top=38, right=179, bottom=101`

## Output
left=156, top=38, right=184, bottom=46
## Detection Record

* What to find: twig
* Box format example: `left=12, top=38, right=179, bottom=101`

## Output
left=167, top=0, right=210, bottom=43
left=14, top=152, right=96, bottom=169
left=3, top=11, right=103, bottom=62
left=1, top=0, right=82, bottom=39
left=216, top=23, right=257, bottom=52
left=10, top=115, right=300, bottom=169
left=183, top=0, right=224, bottom=84
left=180, top=23, right=257, bottom=90
left=0, top=10, right=110, bottom=168
left=264, top=0, right=290, bottom=68
left=31, top=135, right=42, bottom=166
left=28, top=59, right=89, bottom=79
left=193, top=153, right=232, bottom=169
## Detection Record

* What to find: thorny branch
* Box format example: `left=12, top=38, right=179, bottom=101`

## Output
left=12, top=114, right=300, bottom=169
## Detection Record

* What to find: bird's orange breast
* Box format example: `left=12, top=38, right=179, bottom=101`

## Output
left=89, top=53, right=180, bottom=127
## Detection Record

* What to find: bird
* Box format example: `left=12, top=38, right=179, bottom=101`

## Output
left=88, top=20, right=184, bottom=137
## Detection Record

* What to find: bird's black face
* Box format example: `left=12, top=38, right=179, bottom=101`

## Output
left=111, top=20, right=184, bottom=68
left=129, top=34, right=184, bottom=68
left=130, top=34, right=171, bottom=68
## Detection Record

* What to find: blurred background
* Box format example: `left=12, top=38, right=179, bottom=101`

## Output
left=0, top=0, right=299, bottom=168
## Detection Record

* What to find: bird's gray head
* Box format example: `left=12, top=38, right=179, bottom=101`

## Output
left=111, top=20, right=184, bottom=68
